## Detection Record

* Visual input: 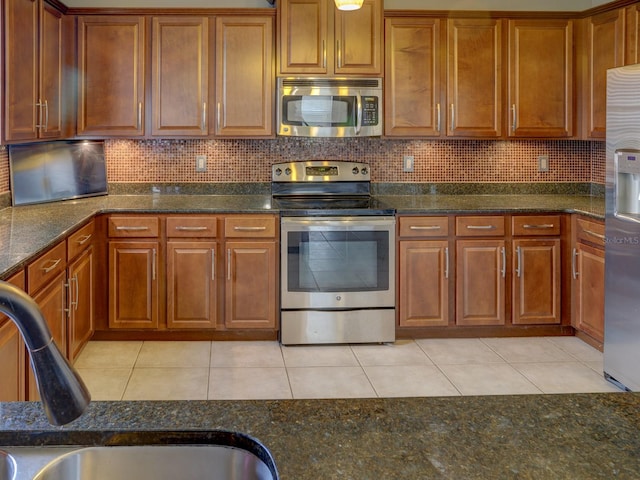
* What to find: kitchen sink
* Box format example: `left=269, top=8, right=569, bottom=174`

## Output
left=33, top=445, right=275, bottom=480
left=0, top=450, right=16, bottom=480
left=1, top=433, right=279, bottom=480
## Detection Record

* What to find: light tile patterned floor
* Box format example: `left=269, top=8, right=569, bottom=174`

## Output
left=74, top=336, right=623, bottom=401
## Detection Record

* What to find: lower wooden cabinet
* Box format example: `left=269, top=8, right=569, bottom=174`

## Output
left=108, top=241, right=160, bottom=329
left=456, top=239, right=506, bottom=326
left=0, top=272, right=26, bottom=402
left=512, top=239, right=561, bottom=324
left=574, top=243, right=605, bottom=342
left=67, top=248, right=94, bottom=361
left=398, top=240, right=450, bottom=327
left=166, top=241, right=218, bottom=329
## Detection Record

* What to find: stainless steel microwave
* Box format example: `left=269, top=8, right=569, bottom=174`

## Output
left=277, top=77, right=382, bottom=137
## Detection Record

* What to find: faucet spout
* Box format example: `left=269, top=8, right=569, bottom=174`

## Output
left=0, top=281, right=90, bottom=426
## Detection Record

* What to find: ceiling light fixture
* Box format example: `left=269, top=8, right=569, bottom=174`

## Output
left=334, top=0, right=364, bottom=11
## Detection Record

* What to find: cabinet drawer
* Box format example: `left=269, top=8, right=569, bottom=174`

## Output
left=108, top=216, right=160, bottom=238
left=67, top=220, right=95, bottom=260
left=576, top=217, right=605, bottom=247
left=456, top=216, right=505, bottom=236
left=28, top=241, right=67, bottom=294
left=399, top=216, right=449, bottom=237
left=512, top=215, right=561, bottom=236
left=167, top=216, right=217, bottom=238
left=224, top=215, right=277, bottom=238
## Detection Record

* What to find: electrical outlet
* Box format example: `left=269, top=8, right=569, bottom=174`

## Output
left=195, top=155, right=207, bottom=172
left=403, top=155, right=415, bottom=173
left=538, top=155, right=549, bottom=172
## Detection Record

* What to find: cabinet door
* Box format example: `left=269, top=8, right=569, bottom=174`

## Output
left=152, top=17, right=209, bottom=136
left=77, top=16, right=145, bottom=136
left=575, top=243, right=605, bottom=342
left=384, top=17, right=442, bottom=137
left=584, top=10, right=625, bottom=139
left=38, top=2, right=64, bottom=139
left=29, top=271, right=67, bottom=401
left=334, top=0, right=382, bottom=75
left=167, top=241, right=217, bottom=329
left=109, top=241, right=159, bottom=329
left=399, top=240, right=450, bottom=327
left=278, top=0, right=328, bottom=74
left=4, top=0, right=39, bottom=141
left=508, top=19, right=573, bottom=138
left=68, top=248, right=94, bottom=362
left=625, top=4, right=640, bottom=65
left=215, top=16, right=274, bottom=137
left=0, top=272, right=26, bottom=402
left=225, top=241, right=277, bottom=329
left=456, top=239, right=506, bottom=326
left=512, top=239, right=561, bottom=325
left=447, top=18, right=502, bottom=138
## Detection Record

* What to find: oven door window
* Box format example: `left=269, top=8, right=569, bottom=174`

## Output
left=281, top=95, right=355, bottom=127
left=286, top=230, right=389, bottom=292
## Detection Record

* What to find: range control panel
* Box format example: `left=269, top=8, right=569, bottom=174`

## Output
left=272, top=161, right=370, bottom=182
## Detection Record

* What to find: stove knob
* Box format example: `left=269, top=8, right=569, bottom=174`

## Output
left=285, top=168, right=292, bottom=176
left=352, top=167, right=359, bottom=175
left=274, top=168, right=282, bottom=176
left=361, top=167, right=368, bottom=175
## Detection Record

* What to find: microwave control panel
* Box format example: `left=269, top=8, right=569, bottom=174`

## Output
left=362, top=97, right=379, bottom=126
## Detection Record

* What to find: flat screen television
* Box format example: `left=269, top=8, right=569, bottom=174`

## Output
left=9, top=140, right=108, bottom=206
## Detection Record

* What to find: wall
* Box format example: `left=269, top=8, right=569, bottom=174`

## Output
left=0, top=139, right=605, bottom=201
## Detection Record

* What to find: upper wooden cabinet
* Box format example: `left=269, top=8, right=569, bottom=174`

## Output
left=384, top=17, right=442, bottom=137
left=3, top=0, right=72, bottom=143
left=582, top=10, right=625, bottom=139
left=447, top=18, right=502, bottom=138
left=152, top=17, right=209, bottom=136
left=625, top=4, right=640, bottom=65
left=77, top=16, right=146, bottom=136
left=278, top=0, right=383, bottom=75
left=215, top=16, right=274, bottom=137
left=507, top=19, right=574, bottom=138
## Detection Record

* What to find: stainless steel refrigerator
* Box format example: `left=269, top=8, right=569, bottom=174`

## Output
left=604, top=63, right=640, bottom=392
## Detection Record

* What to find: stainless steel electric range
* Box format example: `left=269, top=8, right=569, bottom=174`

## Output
left=272, top=160, right=396, bottom=345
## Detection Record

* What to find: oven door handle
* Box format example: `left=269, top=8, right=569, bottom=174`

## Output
left=281, top=217, right=396, bottom=229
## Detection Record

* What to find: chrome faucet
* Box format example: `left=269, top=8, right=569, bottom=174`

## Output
left=0, top=281, right=90, bottom=426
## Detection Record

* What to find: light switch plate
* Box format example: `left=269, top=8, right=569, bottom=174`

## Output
left=403, top=155, right=414, bottom=173
left=196, top=155, right=207, bottom=172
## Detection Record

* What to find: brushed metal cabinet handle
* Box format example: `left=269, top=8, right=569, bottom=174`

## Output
left=227, top=249, right=231, bottom=281
left=444, top=246, right=449, bottom=279
left=501, top=247, right=506, bottom=278
left=450, top=103, right=455, bottom=132
left=42, top=258, right=62, bottom=273
left=175, top=226, right=208, bottom=231
left=511, top=104, right=517, bottom=132
left=138, top=102, right=143, bottom=130
left=523, top=224, right=554, bottom=229
left=116, top=226, right=149, bottom=231
left=44, top=99, right=49, bottom=131
left=234, top=226, right=267, bottom=232
left=337, top=40, right=341, bottom=68
left=515, top=246, right=522, bottom=277
left=202, top=102, right=207, bottom=131
left=77, top=234, right=92, bottom=245
left=572, top=247, right=579, bottom=279
left=466, top=225, right=496, bottom=230
left=152, top=248, right=157, bottom=281
left=436, top=103, right=441, bottom=133
left=584, top=229, right=606, bottom=241
left=212, top=249, right=216, bottom=281
left=410, top=225, right=441, bottom=231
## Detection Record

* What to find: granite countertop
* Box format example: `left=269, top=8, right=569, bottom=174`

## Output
left=0, top=192, right=604, bottom=279
left=0, top=393, right=638, bottom=479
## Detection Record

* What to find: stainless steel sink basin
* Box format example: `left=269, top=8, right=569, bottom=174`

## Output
left=32, top=445, right=275, bottom=480
left=0, top=450, right=16, bottom=480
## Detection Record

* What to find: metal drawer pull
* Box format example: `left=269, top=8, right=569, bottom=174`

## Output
left=523, top=224, right=554, bottom=229
left=227, top=249, right=232, bottom=281
left=116, top=226, right=150, bottom=231
left=42, top=258, right=62, bottom=273
left=77, top=234, right=92, bottom=245
left=176, top=226, right=208, bottom=231
left=410, top=225, right=441, bottom=230
left=500, top=247, right=506, bottom=278
left=152, top=249, right=157, bottom=281
left=572, top=247, right=579, bottom=279
left=466, top=225, right=496, bottom=230
left=234, top=226, right=267, bottom=232
left=69, top=274, right=79, bottom=310
left=584, top=229, right=606, bottom=241
left=515, top=246, right=522, bottom=277
left=444, top=247, right=449, bottom=279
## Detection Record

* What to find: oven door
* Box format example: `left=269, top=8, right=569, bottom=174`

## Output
left=281, top=216, right=395, bottom=310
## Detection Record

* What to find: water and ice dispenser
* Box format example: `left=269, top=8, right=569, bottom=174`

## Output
left=615, top=149, right=640, bottom=215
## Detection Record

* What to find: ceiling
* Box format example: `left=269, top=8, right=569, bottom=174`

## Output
left=63, top=0, right=612, bottom=11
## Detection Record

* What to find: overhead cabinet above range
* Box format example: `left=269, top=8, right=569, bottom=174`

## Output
left=278, top=0, right=383, bottom=75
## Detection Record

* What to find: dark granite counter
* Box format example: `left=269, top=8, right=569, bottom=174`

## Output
left=0, top=393, right=638, bottom=479
left=0, top=192, right=603, bottom=279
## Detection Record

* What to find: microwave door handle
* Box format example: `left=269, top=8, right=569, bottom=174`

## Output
left=356, top=92, right=362, bottom=135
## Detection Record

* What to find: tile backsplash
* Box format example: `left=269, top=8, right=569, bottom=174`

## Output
left=0, top=138, right=606, bottom=197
